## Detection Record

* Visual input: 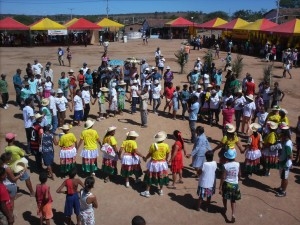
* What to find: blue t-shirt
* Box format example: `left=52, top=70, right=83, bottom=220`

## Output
left=189, top=102, right=200, bottom=121
left=84, top=73, right=93, bottom=86
left=28, top=79, right=38, bottom=94
left=13, top=74, right=22, bottom=90
left=152, top=73, right=162, bottom=81
left=214, top=73, right=222, bottom=86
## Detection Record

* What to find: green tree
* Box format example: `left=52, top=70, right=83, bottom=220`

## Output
left=279, top=0, right=300, bottom=7
left=13, top=15, right=34, bottom=25
left=204, top=11, right=229, bottom=22
left=232, top=54, right=244, bottom=79
left=174, top=50, right=187, bottom=74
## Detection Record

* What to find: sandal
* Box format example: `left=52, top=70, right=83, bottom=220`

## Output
left=167, top=185, right=176, bottom=189
left=177, top=180, right=184, bottom=184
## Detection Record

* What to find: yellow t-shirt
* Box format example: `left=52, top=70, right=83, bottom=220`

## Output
left=149, top=142, right=170, bottom=160
left=59, top=133, right=77, bottom=147
left=103, top=135, right=117, bottom=146
left=263, top=132, right=277, bottom=145
left=80, top=129, right=100, bottom=150
left=121, top=140, right=137, bottom=153
left=5, top=145, right=25, bottom=165
left=267, top=113, right=281, bottom=123
left=221, top=135, right=239, bottom=149
left=280, top=116, right=289, bottom=125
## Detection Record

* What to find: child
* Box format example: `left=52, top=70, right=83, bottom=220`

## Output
left=79, top=176, right=98, bottom=225
left=172, top=86, right=180, bottom=120
left=36, top=173, right=53, bottom=225
left=109, top=83, right=118, bottom=117
left=92, top=87, right=108, bottom=121
left=0, top=74, right=9, bottom=109
left=196, top=151, right=217, bottom=211
left=56, top=167, right=84, bottom=225
left=73, top=89, right=84, bottom=126
left=41, top=124, right=58, bottom=180
left=117, top=81, right=126, bottom=115
left=282, top=60, right=292, bottom=79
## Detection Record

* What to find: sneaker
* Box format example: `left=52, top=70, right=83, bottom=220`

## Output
left=275, top=191, right=286, bottom=197
left=140, top=191, right=150, bottom=198
left=5, top=104, right=9, bottom=108
left=4, top=106, right=7, bottom=109
left=125, top=182, right=130, bottom=188
left=158, top=189, right=163, bottom=196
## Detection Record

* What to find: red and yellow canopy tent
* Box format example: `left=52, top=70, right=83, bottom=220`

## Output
left=264, top=18, right=300, bottom=35
left=214, top=18, right=250, bottom=39
left=66, top=18, right=101, bottom=30
left=64, top=18, right=79, bottom=28
left=29, top=18, right=66, bottom=30
left=0, top=17, right=29, bottom=30
left=195, top=17, right=227, bottom=29
left=165, top=17, right=195, bottom=27
left=235, top=18, right=277, bottom=31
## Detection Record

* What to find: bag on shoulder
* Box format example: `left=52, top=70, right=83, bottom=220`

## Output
left=269, top=141, right=282, bottom=152
left=101, top=143, right=116, bottom=157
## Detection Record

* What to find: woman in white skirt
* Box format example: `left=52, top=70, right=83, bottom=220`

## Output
left=77, top=120, right=102, bottom=175
left=140, top=131, right=170, bottom=198
left=59, top=124, right=78, bottom=176
left=119, top=131, right=144, bottom=188
left=243, top=123, right=263, bottom=178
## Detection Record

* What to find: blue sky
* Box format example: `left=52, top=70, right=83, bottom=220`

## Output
left=0, top=0, right=275, bottom=15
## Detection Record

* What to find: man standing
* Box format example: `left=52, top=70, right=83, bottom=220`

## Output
left=13, top=68, right=23, bottom=108
left=31, top=59, right=43, bottom=75
left=187, top=67, right=200, bottom=90
left=189, top=95, right=200, bottom=143
left=184, top=43, right=190, bottom=62
left=269, top=82, right=285, bottom=108
left=58, top=72, right=70, bottom=99
left=0, top=74, right=9, bottom=109
left=22, top=98, right=35, bottom=154
left=43, top=62, right=54, bottom=81
left=49, top=89, right=58, bottom=134
left=30, top=113, right=44, bottom=171
left=28, top=74, right=41, bottom=107
left=57, top=47, right=65, bottom=66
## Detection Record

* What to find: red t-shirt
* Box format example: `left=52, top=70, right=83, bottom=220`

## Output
left=0, top=183, right=12, bottom=210
left=246, top=82, right=255, bottom=95
left=164, top=87, right=175, bottom=99
left=222, top=108, right=235, bottom=126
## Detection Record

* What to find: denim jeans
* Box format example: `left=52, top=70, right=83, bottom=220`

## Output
left=153, top=98, right=161, bottom=113
left=189, top=120, right=197, bottom=143
left=51, top=115, right=58, bottom=134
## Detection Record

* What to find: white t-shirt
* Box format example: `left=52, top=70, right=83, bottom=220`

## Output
left=82, top=90, right=91, bottom=104
left=243, top=101, right=256, bottom=117
left=257, top=112, right=268, bottom=126
left=224, top=161, right=240, bottom=184
left=49, top=95, right=57, bottom=116
left=209, top=95, right=220, bottom=109
left=44, top=81, right=52, bottom=91
left=262, top=87, right=271, bottom=101
left=32, top=63, right=43, bottom=75
left=55, top=96, right=68, bottom=112
left=152, top=85, right=161, bottom=99
left=198, top=161, right=217, bottom=188
left=203, top=73, right=210, bottom=84
left=234, top=96, right=246, bottom=110
left=131, top=85, right=139, bottom=98
left=23, top=105, right=34, bottom=128
left=74, top=95, right=83, bottom=111
left=81, top=67, right=89, bottom=75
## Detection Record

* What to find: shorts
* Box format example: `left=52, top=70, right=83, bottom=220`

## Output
left=74, top=110, right=83, bottom=121
left=18, top=171, right=30, bottom=181
left=38, top=202, right=53, bottom=219
left=5, top=183, right=17, bottom=198
left=279, top=168, right=289, bottom=179
left=64, top=193, right=80, bottom=216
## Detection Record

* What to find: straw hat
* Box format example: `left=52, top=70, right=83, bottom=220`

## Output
left=271, top=105, right=281, bottom=111
left=269, top=121, right=278, bottom=130
left=57, top=88, right=63, bottom=94
left=107, top=126, right=117, bottom=132
left=279, top=122, right=289, bottom=130
left=12, top=158, right=28, bottom=173
left=5, top=133, right=16, bottom=140
left=246, top=94, right=254, bottom=101
left=154, top=131, right=167, bottom=142
left=154, top=80, right=160, bottom=85
left=84, top=120, right=95, bottom=129
left=118, top=80, right=126, bottom=86
left=126, top=131, right=139, bottom=137
left=145, top=68, right=150, bottom=71
left=59, top=124, right=72, bottom=130
left=211, top=89, right=217, bottom=94
left=41, top=98, right=49, bottom=106
left=166, top=66, right=171, bottom=70
left=83, top=83, right=90, bottom=88
left=68, top=69, right=74, bottom=73
left=207, top=84, right=213, bottom=88
left=197, top=57, right=201, bottom=60
left=34, top=113, right=44, bottom=120
left=225, top=124, right=236, bottom=133
left=224, top=149, right=237, bottom=160
left=193, top=67, right=198, bottom=70
left=197, top=85, right=202, bottom=89
left=100, top=87, right=109, bottom=92
left=249, top=123, right=261, bottom=132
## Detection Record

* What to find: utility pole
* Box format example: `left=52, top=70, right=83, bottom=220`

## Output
left=106, top=0, right=109, bottom=18
left=276, top=0, right=280, bottom=23
left=69, top=8, right=74, bottom=20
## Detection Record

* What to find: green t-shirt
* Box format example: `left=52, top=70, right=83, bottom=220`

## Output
left=0, top=79, right=8, bottom=93
left=5, top=145, right=25, bottom=165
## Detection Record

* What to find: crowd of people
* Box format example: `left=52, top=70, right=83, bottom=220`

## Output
left=0, top=42, right=299, bottom=225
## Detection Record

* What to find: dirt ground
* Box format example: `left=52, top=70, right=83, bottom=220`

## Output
left=0, top=38, right=300, bottom=225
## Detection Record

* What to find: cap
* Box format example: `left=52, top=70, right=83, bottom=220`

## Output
left=5, top=133, right=16, bottom=140
left=166, top=66, right=170, bottom=70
